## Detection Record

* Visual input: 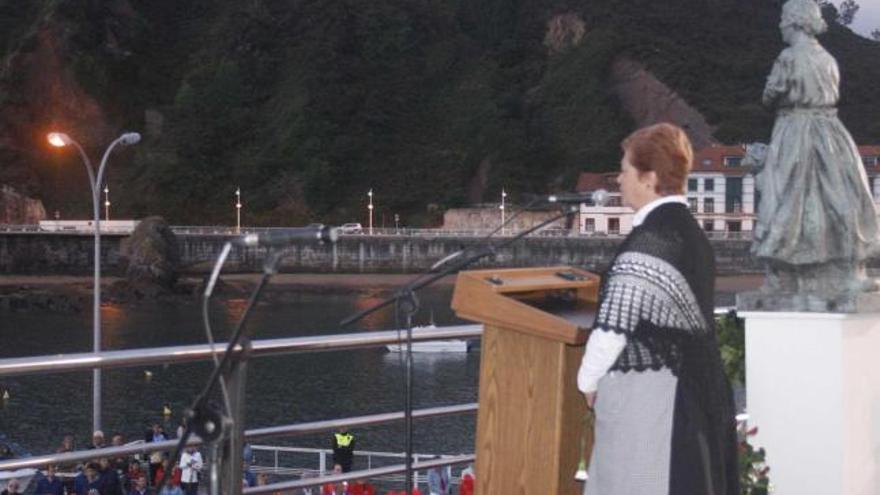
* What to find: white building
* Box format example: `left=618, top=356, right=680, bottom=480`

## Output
left=577, top=144, right=880, bottom=237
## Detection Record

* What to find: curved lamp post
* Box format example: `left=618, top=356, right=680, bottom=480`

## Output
left=235, top=187, right=242, bottom=233
left=367, top=188, right=374, bottom=236
left=500, top=188, right=507, bottom=236
left=47, top=131, right=141, bottom=432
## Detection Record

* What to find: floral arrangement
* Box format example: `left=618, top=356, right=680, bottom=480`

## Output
left=717, top=310, right=772, bottom=494
left=737, top=419, right=771, bottom=494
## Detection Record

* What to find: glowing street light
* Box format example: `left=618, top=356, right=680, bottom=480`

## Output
left=500, top=189, right=508, bottom=235
left=103, top=185, right=110, bottom=221
left=235, top=187, right=242, bottom=234
left=367, top=189, right=374, bottom=236
left=47, top=130, right=141, bottom=432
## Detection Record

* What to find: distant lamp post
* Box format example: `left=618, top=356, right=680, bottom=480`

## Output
left=103, top=185, right=110, bottom=221
left=47, top=130, right=141, bottom=433
left=235, top=187, right=242, bottom=233
left=500, top=189, right=508, bottom=235
left=367, top=189, right=374, bottom=235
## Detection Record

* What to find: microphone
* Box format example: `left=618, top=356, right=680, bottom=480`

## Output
left=236, top=225, right=339, bottom=247
left=547, top=189, right=609, bottom=206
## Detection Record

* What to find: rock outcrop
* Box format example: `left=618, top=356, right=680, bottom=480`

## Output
left=0, top=185, right=46, bottom=224
left=118, top=216, right=180, bottom=296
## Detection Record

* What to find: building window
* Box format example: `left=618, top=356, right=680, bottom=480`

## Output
left=608, top=218, right=620, bottom=234
left=724, top=156, right=742, bottom=167
left=864, top=156, right=879, bottom=168
left=607, top=196, right=622, bottom=207
left=727, top=221, right=742, bottom=232
left=726, top=177, right=743, bottom=212
left=703, top=221, right=715, bottom=232
left=688, top=197, right=698, bottom=212
left=704, top=178, right=715, bottom=192
left=702, top=158, right=712, bottom=168
left=688, top=178, right=698, bottom=192
left=704, top=197, right=714, bottom=213
left=584, top=218, right=595, bottom=232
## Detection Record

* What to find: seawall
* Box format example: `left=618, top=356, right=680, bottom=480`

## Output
left=0, top=233, right=761, bottom=275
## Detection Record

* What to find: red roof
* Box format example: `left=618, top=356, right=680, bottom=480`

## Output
left=576, top=172, right=620, bottom=193
left=859, top=145, right=880, bottom=156
left=575, top=143, right=880, bottom=191
left=692, top=144, right=750, bottom=174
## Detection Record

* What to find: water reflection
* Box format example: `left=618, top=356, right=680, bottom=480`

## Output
left=348, top=288, right=394, bottom=330
left=101, top=303, right=130, bottom=349
left=221, top=298, right=249, bottom=324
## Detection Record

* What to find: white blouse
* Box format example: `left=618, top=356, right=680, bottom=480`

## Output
left=576, top=195, right=687, bottom=394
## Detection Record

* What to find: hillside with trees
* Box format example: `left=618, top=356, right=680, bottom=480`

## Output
left=0, top=0, right=877, bottom=225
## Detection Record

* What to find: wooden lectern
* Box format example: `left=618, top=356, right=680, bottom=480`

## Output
left=452, top=266, right=601, bottom=495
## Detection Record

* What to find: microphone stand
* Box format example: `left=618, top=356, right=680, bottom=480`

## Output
left=339, top=205, right=578, bottom=494
left=159, top=249, right=284, bottom=495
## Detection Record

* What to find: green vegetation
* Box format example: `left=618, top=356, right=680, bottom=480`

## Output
left=0, top=0, right=877, bottom=225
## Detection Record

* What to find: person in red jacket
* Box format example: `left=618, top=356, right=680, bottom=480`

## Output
left=154, top=458, right=182, bottom=488
left=348, top=479, right=376, bottom=495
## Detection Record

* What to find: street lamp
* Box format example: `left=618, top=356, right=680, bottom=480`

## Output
left=47, top=130, right=141, bottom=432
left=103, top=185, right=110, bottom=221
left=235, top=187, right=242, bottom=233
left=500, top=189, right=507, bottom=235
left=367, top=189, right=374, bottom=235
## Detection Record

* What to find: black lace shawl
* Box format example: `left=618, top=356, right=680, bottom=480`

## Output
left=593, top=203, right=740, bottom=495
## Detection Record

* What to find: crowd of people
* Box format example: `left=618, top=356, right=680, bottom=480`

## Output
left=1, top=425, right=472, bottom=495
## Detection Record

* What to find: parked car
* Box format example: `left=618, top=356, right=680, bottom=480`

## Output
left=340, top=223, right=363, bottom=234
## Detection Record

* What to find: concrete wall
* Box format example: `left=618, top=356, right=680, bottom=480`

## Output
left=0, top=232, right=762, bottom=276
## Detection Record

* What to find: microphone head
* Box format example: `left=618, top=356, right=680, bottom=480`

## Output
left=591, top=189, right=609, bottom=207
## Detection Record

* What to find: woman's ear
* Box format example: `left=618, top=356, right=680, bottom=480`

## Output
left=644, top=171, right=659, bottom=191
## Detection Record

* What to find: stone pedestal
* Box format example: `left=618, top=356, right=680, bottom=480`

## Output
left=740, top=311, right=880, bottom=495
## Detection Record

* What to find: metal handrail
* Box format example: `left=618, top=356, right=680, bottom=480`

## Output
left=243, top=454, right=476, bottom=494
left=0, top=324, right=482, bottom=377
left=0, top=403, right=478, bottom=472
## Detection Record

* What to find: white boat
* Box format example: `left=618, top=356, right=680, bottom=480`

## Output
left=385, top=324, right=473, bottom=353
left=386, top=339, right=470, bottom=353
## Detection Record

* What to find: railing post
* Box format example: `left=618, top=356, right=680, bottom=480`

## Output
left=222, top=340, right=250, bottom=494
left=413, top=454, right=420, bottom=490
left=274, top=449, right=279, bottom=471
left=319, top=450, right=326, bottom=474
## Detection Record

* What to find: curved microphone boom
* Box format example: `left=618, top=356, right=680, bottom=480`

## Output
left=236, top=225, right=339, bottom=247
left=547, top=189, right=609, bottom=206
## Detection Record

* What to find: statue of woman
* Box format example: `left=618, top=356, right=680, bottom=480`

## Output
left=754, top=0, right=879, bottom=296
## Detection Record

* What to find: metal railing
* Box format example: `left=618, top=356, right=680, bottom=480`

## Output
left=249, top=444, right=468, bottom=487
left=0, top=324, right=483, bottom=492
left=0, top=224, right=578, bottom=238
left=2, top=223, right=757, bottom=239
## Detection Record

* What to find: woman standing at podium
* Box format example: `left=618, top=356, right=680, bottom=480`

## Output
left=576, top=123, right=738, bottom=495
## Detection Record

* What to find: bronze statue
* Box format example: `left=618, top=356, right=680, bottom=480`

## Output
left=748, top=0, right=879, bottom=311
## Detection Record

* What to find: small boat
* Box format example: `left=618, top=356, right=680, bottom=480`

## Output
left=386, top=338, right=470, bottom=353
left=385, top=322, right=472, bottom=353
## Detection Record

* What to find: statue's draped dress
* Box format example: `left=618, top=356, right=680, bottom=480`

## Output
left=754, top=39, right=879, bottom=265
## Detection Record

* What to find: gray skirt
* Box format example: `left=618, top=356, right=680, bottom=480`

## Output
left=585, top=368, right=677, bottom=495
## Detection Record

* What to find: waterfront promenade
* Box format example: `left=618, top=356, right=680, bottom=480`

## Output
left=0, top=229, right=760, bottom=275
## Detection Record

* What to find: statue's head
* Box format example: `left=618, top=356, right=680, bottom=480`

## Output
left=780, top=0, right=827, bottom=39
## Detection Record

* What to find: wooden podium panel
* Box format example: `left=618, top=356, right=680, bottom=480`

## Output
left=451, top=266, right=599, bottom=495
